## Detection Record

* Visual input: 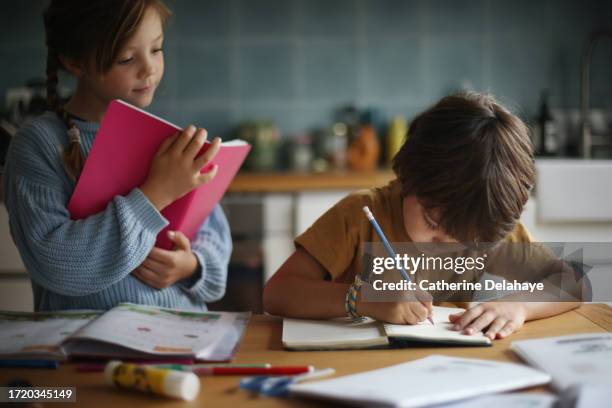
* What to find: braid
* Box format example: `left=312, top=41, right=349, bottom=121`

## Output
left=46, top=48, right=84, bottom=182
left=45, top=50, right=60, bottom=110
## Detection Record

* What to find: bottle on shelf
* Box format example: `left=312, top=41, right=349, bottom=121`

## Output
left=536, top=90, right=559, bottom=156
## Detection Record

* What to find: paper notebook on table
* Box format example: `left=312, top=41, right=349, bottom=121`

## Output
left=511, top=333, right=612, bottom=390
left=289, top=355, right=551, bottom=407
left=67, top=99, right=250, bottom=250
left=0, top=303, right=249, bottom=362
left=282, top=306, right=491, bottom=350
left=438, top=393, right=557, bottom=408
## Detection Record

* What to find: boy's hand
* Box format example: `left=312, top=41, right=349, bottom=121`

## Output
left=132, top=231, right=198, bottom=289
left=141, top=125, right=221, bottom=211
left=357, top=295, right=433, bottom=325
left=449, top=302, right=527, bottom=340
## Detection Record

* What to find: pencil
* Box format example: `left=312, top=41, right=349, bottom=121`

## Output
left=362, top=206, right=435, bottom=325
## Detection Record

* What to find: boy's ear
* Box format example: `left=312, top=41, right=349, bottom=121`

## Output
left=58, top=56, right=85, bottom=77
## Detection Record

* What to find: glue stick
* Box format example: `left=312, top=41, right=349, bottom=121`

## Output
left=104, top=361, right=200, bottom=401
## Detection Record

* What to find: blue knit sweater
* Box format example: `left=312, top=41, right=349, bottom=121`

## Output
left=3, top=112, right=231, bottom=312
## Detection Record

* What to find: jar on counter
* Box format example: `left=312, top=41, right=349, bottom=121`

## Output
left=238, top=120, right=280, bottom=171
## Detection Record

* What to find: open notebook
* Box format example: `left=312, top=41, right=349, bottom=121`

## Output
left=0, top=303, right=249, bottom=361
left=290, top=355, right=550, bottom=407
left=282, top=306, right=491, bottom=350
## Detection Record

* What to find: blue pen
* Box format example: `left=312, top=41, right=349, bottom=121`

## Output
left=362, top=206, right=434, bottom=325
left=240, top=368, right=336, bottom=397
left=0, top=359, right=59, bottom=369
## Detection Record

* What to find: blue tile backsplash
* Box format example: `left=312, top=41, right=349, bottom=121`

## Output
left=1, top=0, right=611, bottom=139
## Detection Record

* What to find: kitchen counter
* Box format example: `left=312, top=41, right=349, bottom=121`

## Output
left=228, top=169, right=396, bottom=193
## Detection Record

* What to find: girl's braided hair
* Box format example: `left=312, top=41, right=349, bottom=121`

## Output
left=43, top=0, right=171, bottom=181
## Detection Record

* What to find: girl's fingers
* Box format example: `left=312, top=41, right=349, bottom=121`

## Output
left=184, top=128, right=207, bottom=159
left=142, top=256, right=167, bottom=273
left=464, top=311, right=496, bottom=335
left=132, top=268, right=155, bottom=287
left=132, top=270, right=145, bottom=284
left=485, top=317, right=507, bottom=340
left=196, top=164, right=218, bottom=185
left=168, top=230, right=191, bottom=251
left=193, top=137, right=221, bottom=170
left=171, top=125, right=197, bottom=154
left=134, top=267, right=163, bottom=289
left=148, top=247, right=175, bottom=264
left=156, top=132, right=178, bottom=156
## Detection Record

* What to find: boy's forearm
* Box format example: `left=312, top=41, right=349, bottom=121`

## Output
left=522, top=301, right=582, bottom=321
left=263, top=276, right=350, bottom=319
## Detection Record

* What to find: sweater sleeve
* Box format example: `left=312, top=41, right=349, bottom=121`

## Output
left=179, top=204, right=231, bottom=303
left=4, top=122, right=169, bottom=297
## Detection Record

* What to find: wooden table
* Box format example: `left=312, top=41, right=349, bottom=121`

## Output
left=1, top=305, right=610, bottom=407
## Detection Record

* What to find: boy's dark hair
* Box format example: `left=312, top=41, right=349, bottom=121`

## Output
left=43, top=0, right=171, bottom=181
left=392, top=92, right=535, bottom=243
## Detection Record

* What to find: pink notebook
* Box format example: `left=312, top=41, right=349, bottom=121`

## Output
left=67, top=99, right=250, bottom=249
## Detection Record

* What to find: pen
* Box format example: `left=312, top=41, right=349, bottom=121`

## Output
left=192, top=365, right=313, bottom=376
left=240, top=368, right=336, bottom=397
left=363, top=206, right=435, bottom=325
left=0, top=359, right=59, bottom=369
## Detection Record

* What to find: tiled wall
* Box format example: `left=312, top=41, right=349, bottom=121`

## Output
left=1, top=0, right=611, bottom=139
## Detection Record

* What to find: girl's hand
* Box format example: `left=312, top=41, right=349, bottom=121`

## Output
left=449, top=302, right=527, bottom=340
left=132, top=231, right=198, bottom=289
left=141, top=125, right=221, bottom=210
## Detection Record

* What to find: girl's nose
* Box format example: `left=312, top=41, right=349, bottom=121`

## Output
left=140, top=58, right=156, bottom=78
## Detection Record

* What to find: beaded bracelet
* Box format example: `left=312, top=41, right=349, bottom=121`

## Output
left=345, top=276, right=364, bottom=319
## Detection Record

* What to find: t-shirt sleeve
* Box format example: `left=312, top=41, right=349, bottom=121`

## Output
left=294, top=194, right=363, bottom=280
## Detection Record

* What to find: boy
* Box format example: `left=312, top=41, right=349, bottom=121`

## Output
left=263, top=92, right=581, bottom=340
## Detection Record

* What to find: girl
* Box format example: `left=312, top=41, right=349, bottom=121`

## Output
left=3, top=0, right=231, bottom=311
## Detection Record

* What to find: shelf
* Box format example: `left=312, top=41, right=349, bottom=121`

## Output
left=228, top=169, right=396, bottom=193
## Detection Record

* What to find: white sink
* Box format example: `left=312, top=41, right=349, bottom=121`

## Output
left=535, top=159, right=612, bottom=223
